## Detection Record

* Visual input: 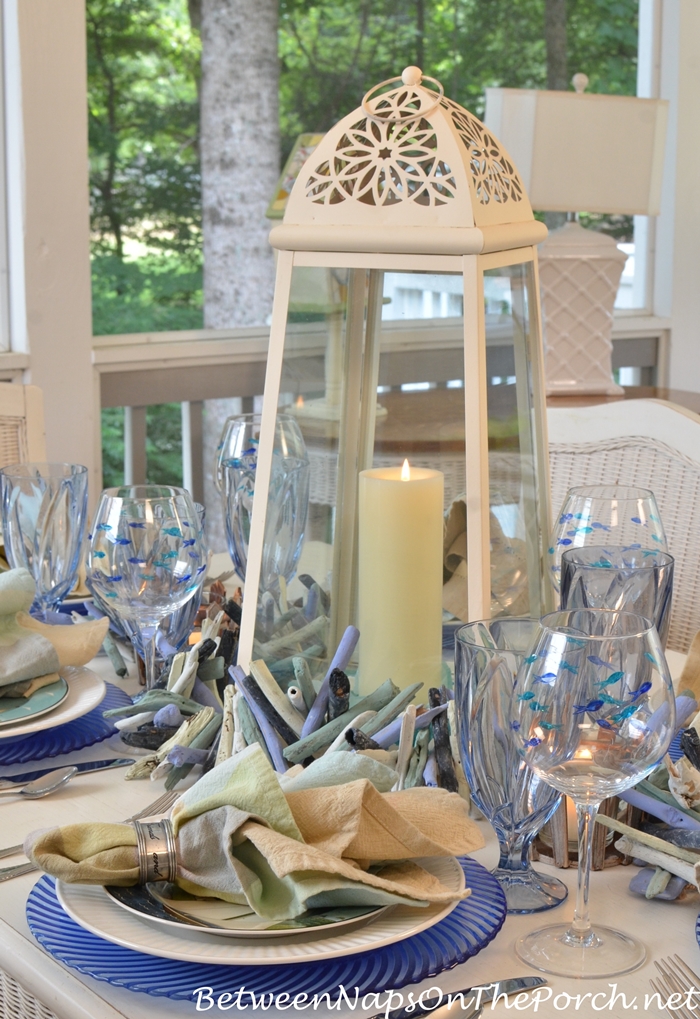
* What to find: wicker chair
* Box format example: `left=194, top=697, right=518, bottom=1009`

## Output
left=0, top=382, right=46, bottom=468
left=547, top=398, right=700, bottom=654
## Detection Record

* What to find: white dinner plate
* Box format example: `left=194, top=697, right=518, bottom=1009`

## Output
left=0, top=667, right=105, bottom=740
left=57, top=856, right=465, bottom=966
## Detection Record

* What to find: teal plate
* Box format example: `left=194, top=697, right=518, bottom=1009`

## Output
left=0, top=677, right=69, bottom=727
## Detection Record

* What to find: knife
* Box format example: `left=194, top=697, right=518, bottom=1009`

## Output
left=0, top=758, right=135, bottom=787
left=371, top=977, right=548, bottom=1019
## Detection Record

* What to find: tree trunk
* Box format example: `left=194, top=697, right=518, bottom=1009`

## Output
left=199, top=0, right=280, bottom=550
left=545, top=0, right=568, bottom=90
left=544, top=0, right=568, bottom=229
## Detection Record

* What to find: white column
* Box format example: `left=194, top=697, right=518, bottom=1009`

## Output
left=15, top=1, right=96, bottom=490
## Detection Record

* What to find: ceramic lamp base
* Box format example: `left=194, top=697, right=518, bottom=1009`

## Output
left=515, top=922, right=646, bottom=979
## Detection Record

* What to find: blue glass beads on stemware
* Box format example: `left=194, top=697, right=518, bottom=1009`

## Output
left=0, top=462, right=88, bottom=618
left=547, top=485, right=667, bottom=595
left=455, top=618, right=567, bottom=914
left=27, top=858, right=506, bottom=1002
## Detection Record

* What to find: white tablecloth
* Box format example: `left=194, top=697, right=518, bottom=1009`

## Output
left=0, top=653, right=694, bottom=1018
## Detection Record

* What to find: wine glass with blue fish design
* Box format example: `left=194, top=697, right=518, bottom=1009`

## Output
left=512, top=608, right=675, bottom=978
left=547, top=486, right=667, bottom=595
left=86, top=486, right=208, bottom=689
left=455, top=618, right=568, bottom=914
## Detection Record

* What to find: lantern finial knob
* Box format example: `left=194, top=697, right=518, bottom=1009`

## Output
left=572, top=72, right=589, bottom=94
left=401, top=66, right=423, bottom=86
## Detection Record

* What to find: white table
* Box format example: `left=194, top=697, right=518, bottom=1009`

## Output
left=0, top=654, right=695, bottom=1019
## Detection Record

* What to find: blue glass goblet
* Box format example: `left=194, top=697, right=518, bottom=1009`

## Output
left=561, top=545, right=674, bottom=648
left=0, top=462, right=88, bottom=618
left=455, top=618, right=568, bottom=913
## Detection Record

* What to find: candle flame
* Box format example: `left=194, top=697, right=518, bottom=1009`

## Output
left=295, top=395, right=305, bottom=408
left=401, top=459, right=411, bottom=481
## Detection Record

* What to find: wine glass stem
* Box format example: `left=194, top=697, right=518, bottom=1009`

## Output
left=142, top=630, right=159, bottom=690
left=572, top=801, right=599, bottom=936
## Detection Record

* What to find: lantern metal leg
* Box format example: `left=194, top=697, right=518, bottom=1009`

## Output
left=237, top=250, right=294, bottom=673
left=462, top=255, right=490, bottom=621
left=329, top=268, right=367, bottom=657
left=511, top=268, right=544, bottom=617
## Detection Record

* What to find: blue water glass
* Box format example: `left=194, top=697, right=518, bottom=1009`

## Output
left=222, top=415, right=309, bottom=591
left=561, top=545, right=674, bottom=648
left=455, top=618, right=568, bottom=914
left=0, top=462, right=89, bottom=618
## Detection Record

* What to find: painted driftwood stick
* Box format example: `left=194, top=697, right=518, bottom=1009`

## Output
left=248, top=660, right=306, bottom=737
left=165, top=713, right=223, bottom=790
left=237, top=697, right=274, bottom=768
left=429, top=687, right=459, bottom=793
left=292, top=656, right=317, bottom=712
left=105, top=690, right=202, bottom=718
left=258, top=615, right=328, bottom=659
left=328, top=669, right=350, bottom=720
left=372, top=702, right=446, bottom=750
left=267, top=645, right=325, bottom=681
left=215, top=684, right=236, bottom=765
left=232, top=666, right=299, bottom=746
left=360, top=683, right=424, bottom=738
left=325, top=710, right=377, bottom=753
left=287, top=686, right=307, bottom=716
left=345, top=728, right=381, bottom=750
left=404, top=728, right=431, bottom=789
left=393, top=704, right=417, bottom=791
left=300, top=625, right=360, bottom=738
left=284, top=678, right=398, bottom=764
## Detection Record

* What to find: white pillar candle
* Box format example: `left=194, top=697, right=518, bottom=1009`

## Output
left=358, top=461, right=444, bottom=695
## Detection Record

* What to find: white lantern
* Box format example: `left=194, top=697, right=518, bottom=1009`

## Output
left=237, top=67, right=553, bottom=693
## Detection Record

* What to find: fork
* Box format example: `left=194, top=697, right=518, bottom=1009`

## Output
left=0, top=788, right=180, bottom=882
left=649, top=955, right=700, bottom=1019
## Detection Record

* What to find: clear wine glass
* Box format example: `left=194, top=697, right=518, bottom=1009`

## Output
left=561, top=545, right=674, bottom=648
left=547, top=486, right=667, bottom=594
left=221, top=413, right=309, bottom=590
left=455, top=618, right=568, bottom=913
left=0, top=462, right=88, bottom=618
left=86, top=486, right=208, bottom=688
left=513, top=609, right=675, bottom=978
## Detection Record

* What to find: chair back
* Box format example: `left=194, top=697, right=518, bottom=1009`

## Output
left=547, top=399, right=700, bottom=654
left=0, top=382, right=46, bottom=469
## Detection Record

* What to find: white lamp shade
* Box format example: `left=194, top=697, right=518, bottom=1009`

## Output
left=484, top=87, right=668, bottom=215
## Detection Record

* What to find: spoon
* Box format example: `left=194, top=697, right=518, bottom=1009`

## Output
left=0, top=766, right=77, bottom=799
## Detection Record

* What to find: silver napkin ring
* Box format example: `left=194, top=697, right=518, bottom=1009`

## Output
left=133, top=819, right=177, bottom=884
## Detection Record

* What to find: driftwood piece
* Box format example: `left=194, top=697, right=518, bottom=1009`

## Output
left=372, top=702, right=446, bottom=750
left=103, top=632, right=128, bottom=677
left=361, top=683, right=424, bottom=739
left=326, top=710, right=377, bottom=753
left=292, top=656, right=317, bottom=712
left=258, top=616, right=328, bottom=659
left=345, top=728, right=381, bottom=750
left=301, top=626, right=360, bottom=737
left=216, top=685, right=236, bottom=765
left=121, top=726, right=178, bottom=750
left=222, top=599, right=242, bottom=626
left=298, top=574, right=330, bottom=612
left=328, top=669, right=350, bottom=720
left=237, top=697, right=274, bottom=768
left=104, top=690, right=202, bottom=719
left=429, top=687, right=458, bottom=793
left=393, top=705, right=417, bottom=791
left=267, top=645, right=325, bottom=681
left=165, top=713, right=223, bottom=790
left=215, top=629, right=238, bottom=669
left=247, top=661, right=306, bottom=737
left=404, top=729, right=431, bottom=788
left=235, top=668, right=299, bottom=746
left=284, top=678, right=399, bottom=764
left=287, top=686, right=307, bottom=716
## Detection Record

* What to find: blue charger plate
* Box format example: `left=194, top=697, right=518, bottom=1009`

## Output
left=26, top=858, right=506, bottom=1002
left=0, top=682, right=131, bottom=766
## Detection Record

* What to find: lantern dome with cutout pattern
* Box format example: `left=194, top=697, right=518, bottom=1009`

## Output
left=238, top=67, right=552, bottom=699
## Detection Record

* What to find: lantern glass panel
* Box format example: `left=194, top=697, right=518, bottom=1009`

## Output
left=484, top=260, right=546, bottom=620
left=249, top=259, right=546, bottom=680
